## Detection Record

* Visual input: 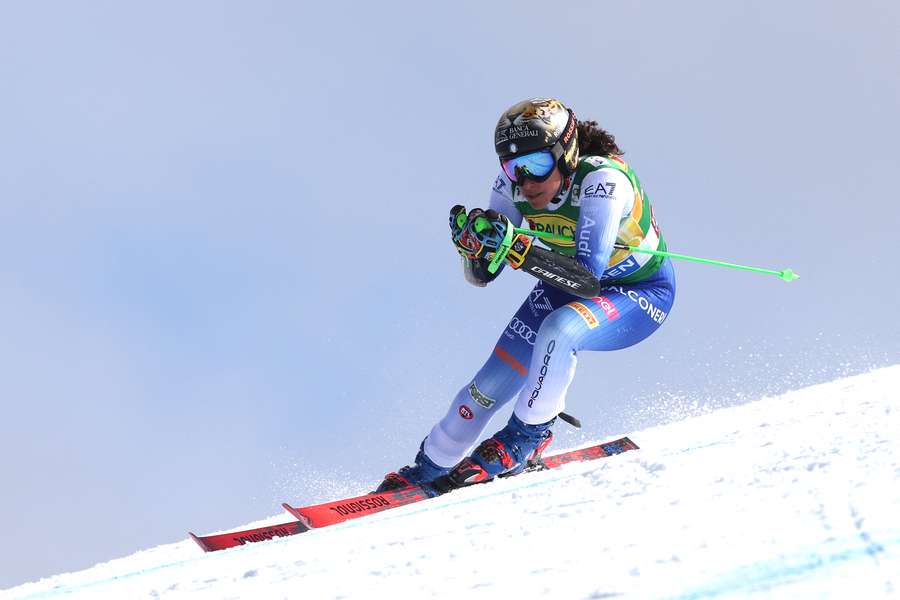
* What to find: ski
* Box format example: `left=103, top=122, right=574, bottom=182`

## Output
left=282, top=483, right=432, bottom=529
left=190, top=436, right=638, bottom=552
left=189, top=520, right=308, bottom=552
left=282, top=436, right=638, bottom=529
left=540, top=436, right=637, bottom=468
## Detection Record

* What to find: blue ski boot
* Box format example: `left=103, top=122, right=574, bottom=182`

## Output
left=374, top=440, right=451, bottom=493
left=426, top=414, right=555, bottom=496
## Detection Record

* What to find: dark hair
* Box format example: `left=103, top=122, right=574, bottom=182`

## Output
left=576, top=120, right=624, bottom=157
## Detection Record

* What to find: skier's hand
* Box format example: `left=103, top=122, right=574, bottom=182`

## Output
left=449, top=206, right=510, bottom=260
left=449, top=205, right=471, bottom=255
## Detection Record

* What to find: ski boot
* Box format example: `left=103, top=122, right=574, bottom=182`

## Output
left=426, top=414, right=555, bottom=496
left=374, top=440, right=451, bottom=493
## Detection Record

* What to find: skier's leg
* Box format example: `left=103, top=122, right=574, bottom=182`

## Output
left=444, top=261, right=676, bottom=486
left=423, top=281, right=573, bottom=467
left=375, top=282, right=556, bottom=491
left=515, top=259, right=676, bottom=425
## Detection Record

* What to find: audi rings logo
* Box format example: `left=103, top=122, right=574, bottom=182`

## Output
left=506, top=317, right=537, bottom=346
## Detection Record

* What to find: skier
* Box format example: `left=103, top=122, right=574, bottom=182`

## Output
left=376, top=98, right=676, bottom=495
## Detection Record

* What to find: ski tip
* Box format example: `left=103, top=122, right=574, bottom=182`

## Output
left=188, top=532, right=211, bottom=553
left=282, top=502, right=313, bottom=528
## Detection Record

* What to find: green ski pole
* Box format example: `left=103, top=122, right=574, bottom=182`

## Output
left=513, top=228, right=800, bottom=282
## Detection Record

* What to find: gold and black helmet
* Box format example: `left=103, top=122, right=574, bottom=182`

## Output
left=493, top=98, right=579, bottom=176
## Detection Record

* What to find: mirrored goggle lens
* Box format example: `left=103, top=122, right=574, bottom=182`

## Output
left=501, top=150, right=555, bottom=182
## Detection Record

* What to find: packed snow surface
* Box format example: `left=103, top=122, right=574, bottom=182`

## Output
left=6, top=366, right=899, bottom=599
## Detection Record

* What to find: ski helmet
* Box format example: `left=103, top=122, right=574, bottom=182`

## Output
left=494, top=98, right=579, bottom=177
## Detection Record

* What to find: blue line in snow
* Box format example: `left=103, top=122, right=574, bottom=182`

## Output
left=666, top=533, right=900, bottom=600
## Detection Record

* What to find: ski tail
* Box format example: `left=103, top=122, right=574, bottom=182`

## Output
left=540, top=436, right=639, bottom=469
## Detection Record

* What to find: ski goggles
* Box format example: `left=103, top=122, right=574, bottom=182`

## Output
left=500, top=149, right=556, bottom=183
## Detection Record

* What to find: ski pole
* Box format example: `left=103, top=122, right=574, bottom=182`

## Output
left=513, top=228, right=800, bottom=282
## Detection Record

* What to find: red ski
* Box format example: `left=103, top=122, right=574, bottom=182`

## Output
left=283, top=485, right=432, bottom=529
left=283, top=436, right=638, bottom=529
left=540, top=437, right=638, bottom=468
left=190, top=436, right=638, bottom=552
left=189, top=520, right=308, bottom=552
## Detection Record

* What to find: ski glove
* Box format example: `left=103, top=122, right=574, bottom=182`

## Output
left=449, top=205, right=524, bottom=266
left=449, top=206, right=601, bottom=297
left=450, top=206, right=498, bottom=260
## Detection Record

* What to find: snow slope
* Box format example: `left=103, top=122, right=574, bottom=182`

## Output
left=6, top=366, right=899, bottom=599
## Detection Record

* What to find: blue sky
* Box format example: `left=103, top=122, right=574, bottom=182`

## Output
left=1, top=0, right=898, bottom=588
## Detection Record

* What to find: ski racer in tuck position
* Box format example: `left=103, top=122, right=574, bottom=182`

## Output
left=376, top=97, right=676, bottom=496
